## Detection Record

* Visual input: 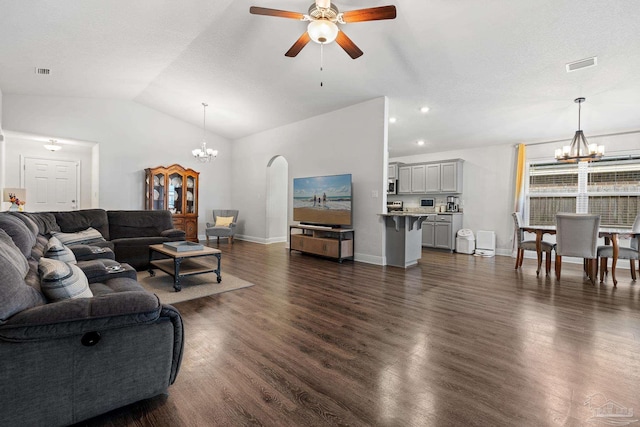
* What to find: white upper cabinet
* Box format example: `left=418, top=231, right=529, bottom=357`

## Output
left=398, top=166, right=412, bottom=193
left=397, top=159, right=463, bottom=194
left=388, top=163, right=398, bottom=180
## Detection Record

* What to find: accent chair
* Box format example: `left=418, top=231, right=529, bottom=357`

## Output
left=206, top=210, right=239, bottom=244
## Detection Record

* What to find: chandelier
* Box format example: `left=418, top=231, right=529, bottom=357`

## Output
left=192, top=103, right=218, bottom=163
left=555, top=97, right=604, bottom=163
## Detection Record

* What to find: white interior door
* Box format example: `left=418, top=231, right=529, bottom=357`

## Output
left=23, top=157, right=79, bottom=211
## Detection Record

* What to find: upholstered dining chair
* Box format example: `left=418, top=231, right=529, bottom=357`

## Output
left=205, top=210, right=239, bottom=244
left=598, top=214, right=640, bottom=284
left=555, top=213, right=601, bottom=284
left=512, top=212, right=555, bottom=275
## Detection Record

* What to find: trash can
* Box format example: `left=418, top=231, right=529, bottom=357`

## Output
left=456, top=229, right=475, bottom=254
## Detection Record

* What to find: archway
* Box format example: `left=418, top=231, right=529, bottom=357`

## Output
left=266, top=155, right=288, bottom=243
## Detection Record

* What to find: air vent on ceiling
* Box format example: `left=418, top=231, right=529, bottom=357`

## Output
left=566, top=57, right=597, bottom=73
left=34, top=67, right=51, bottom=75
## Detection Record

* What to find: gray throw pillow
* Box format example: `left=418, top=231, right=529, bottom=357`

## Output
left=0, top=230, right=44, bottom=321
left=44, top=236, right=77, bottom=264
left=39, top=258, right=93, bottom=302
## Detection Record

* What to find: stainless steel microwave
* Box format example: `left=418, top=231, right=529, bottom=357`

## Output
left=387, top=179, right=397, bottom=195
left=420, top=198, right=435, bottom=207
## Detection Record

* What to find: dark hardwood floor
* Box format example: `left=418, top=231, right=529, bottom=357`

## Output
left=79, top=241, right=640, bottom=427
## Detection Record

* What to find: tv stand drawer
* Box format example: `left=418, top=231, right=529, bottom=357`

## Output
left=289, top=225, right=354, bottom=262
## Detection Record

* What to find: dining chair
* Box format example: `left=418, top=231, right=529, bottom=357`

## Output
left=555, top=213, right=601, bottom=284
left=598, top=214, right=640, bottom=284
left=512, top=212, right=555, bottom=274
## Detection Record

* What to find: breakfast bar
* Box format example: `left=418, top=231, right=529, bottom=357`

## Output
left=380, top=212, right=429, bottom=268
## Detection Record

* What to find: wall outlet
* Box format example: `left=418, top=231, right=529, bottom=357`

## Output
left=371, top=190, right=378, bottom=198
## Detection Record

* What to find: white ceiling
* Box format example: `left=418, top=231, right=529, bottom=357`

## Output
left=1, top=0, right=639, bottom=157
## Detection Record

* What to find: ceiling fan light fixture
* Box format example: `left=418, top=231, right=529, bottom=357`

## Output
left=307, top=19, right=338, bottom=44
left=316, top=0, right=331, bottom=9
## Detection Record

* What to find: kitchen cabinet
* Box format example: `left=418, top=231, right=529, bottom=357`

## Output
left=422, top=214, right=463, bottom=252
left=440, top=161, right=461, bottom=193
left=398, top=166, right=412, bottom=193
left=411, top=165, right=426, bottom=193
left=398, top=159, right=463, bottom=194
left=425, top=164, right=441, bottom=193
left=388, top=163, right=398, bottom=180
left=398, top=164, right=427, bottom=194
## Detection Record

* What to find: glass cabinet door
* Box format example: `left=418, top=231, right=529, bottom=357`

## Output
left=153, top=172, right=165, bottom=210
left=168, top=172, right=183, bottom=214
left=186, top=175, right=196, bottom=214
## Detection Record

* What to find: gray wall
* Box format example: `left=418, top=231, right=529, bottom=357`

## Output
left=231, top=97, right=388, bottom=265
left=2, top=94, right=232, bottom=239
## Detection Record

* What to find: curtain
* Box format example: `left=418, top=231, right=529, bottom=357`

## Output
left=513, top=143, right=526, bottom=213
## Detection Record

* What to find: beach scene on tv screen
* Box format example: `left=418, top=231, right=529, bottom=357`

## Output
left=293, top=174, right=352, bottom=225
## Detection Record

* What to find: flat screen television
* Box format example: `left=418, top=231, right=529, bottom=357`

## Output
left=293, top=173, right=352, bottom=227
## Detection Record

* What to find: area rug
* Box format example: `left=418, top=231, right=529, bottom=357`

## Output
left=137, top=270, right=255, bottom=305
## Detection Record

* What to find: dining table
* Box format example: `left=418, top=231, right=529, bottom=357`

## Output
left=520, top=225, right=638, bottom=285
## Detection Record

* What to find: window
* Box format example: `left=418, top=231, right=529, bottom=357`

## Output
left=526, top=157, right=640, bottom=228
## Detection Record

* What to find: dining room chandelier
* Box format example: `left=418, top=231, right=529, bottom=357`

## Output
left=192, top=102, right=218, bottom=163
left=555, top=97, right=604, bottom=163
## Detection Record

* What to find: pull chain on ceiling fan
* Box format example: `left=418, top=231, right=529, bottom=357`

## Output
left=249, top=0, right=397, bottom=59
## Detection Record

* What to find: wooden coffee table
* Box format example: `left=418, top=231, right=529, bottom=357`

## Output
left=148, top=244, right=221, bottom=292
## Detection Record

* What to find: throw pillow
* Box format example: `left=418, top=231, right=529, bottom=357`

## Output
left=38, top=258, right=93, bottom=302
left=215, top=216, right=234, bottom=227
left=51, top=227, right=105, bottom=246
left=44, top=236, right=77, bottom=264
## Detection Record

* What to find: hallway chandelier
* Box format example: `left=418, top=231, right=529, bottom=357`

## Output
left=554, top=97, right=604, bottom=163
left=192, top=103, right=218, bottom=163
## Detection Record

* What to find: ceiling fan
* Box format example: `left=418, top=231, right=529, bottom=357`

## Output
left=249, top=0, right=397, bottom=59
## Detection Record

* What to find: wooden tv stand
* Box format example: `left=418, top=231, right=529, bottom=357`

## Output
left=289, top=224, right=354, bottom=263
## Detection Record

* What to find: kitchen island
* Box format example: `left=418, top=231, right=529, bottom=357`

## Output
left=380, top=212, right=430, bottom=268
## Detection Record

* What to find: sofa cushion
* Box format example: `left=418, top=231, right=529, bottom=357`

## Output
left=38, top=258, right=93, bottom=302
left=0, top=213, right=36, bottom=258
left=53, top=209, right=110, bottom=239
left=107, top=210, right=174, bottom=239
left=51, top=227, right=106, bottom=246
left=20, top=212, right=61, bottom=235
left=0, top=230, right=44, bottom=321
left=44, top=236, right=77, bottom=264
left=9, top=212, right=40, bottom=237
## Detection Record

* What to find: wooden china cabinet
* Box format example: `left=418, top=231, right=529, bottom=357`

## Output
left=145, top=164, right=199, bottom=242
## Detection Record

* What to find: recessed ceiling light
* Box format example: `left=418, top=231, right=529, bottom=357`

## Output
left=417, top=140, right=425, bottom=146
left=389, top=117, right=397, bottom=123
left=420, top=106, right=430, bottom=113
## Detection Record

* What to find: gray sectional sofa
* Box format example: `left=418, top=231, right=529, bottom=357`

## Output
left=23, top=208, right=186, bottom=270
left=0, top=211, right=184, bottom=426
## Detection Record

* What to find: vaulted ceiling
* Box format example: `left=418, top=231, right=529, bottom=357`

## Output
left=1, top=0, right=639, bottom=157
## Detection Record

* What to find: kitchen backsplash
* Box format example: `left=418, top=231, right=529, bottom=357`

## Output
left=388, top=195, right=464, bottom=213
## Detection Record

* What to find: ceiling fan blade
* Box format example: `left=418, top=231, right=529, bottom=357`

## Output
left=341, top=5, right=397, bottom=23
left=285, top=32, right=312, bottom=57
left=249, top=6, right=305, bottom=20
left=335, top=31, right=363, bottom=59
